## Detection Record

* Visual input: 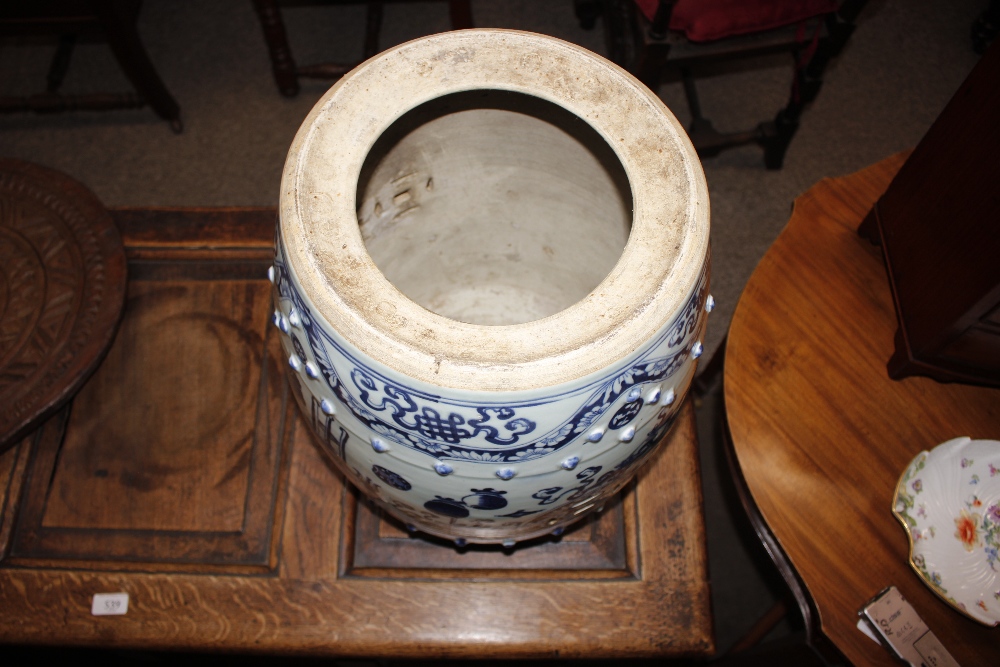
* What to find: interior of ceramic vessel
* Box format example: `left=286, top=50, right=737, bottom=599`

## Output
left=356, top=90, right=633, bottom=326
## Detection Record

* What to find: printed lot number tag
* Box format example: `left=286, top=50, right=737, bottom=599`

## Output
left=859, top=586, right=959, bottom=667
left=91, top=592, right=129, bottom=616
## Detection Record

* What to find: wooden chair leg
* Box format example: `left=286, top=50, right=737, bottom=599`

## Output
left=728, top=596, right=791, bottom=654
left=46, top=35, right=76, bottom=93
left=574, top=0, right=602, bottom=30
left=972, top=0, right=1000, bottom=53
left=363, top=1, right=384, bottom=59
left=636, top=43, right=670, bottom=89
left=448, top=0, right=474, bottom=30
left=762, top=2, right=867, bottom=169
left=711, top=633, right=828, bottom=666
left=93, top=0, right=182, bottom=131
left=252, top=0, right=300, bottom=97
left=761, top=109, right=798, bottom=170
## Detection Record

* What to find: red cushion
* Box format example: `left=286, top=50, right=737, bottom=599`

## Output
left=635, top=0, right=838, bottom=42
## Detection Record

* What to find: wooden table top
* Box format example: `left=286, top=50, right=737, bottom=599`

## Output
left=0, top=206, right=714, bottom=659
left=724, top=153, right=1000, bottom=666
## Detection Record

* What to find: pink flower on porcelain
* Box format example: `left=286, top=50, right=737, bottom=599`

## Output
left=961, top=457, right=974, bottom=468
left=911, top=479, right=923, bottom=493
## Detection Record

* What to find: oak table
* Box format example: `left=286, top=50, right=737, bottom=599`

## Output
left=0, top=207, right=714, bottom=659
left=724, top=153, right=1000, bottom=666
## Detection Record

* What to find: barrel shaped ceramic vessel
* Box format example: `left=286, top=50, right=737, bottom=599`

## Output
left=271, top=30, right=711, bottom=545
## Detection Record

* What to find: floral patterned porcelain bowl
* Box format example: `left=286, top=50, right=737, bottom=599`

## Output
left=271, top=30, right=710, bottom=546
left=893, top=437, right=1000, bottom=625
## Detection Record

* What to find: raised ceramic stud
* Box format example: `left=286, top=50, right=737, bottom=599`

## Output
left=288, top=354, right=301, bottom=372
left=434, top=462, right=454, bottom=476
left=454, top=538, right=467, bottom=548
left=267, top=266, right=275, bottom=283
left=501, top=539, right=516, bottom=548
left=371, top=438, right=390, bottom=453
left=626, top=387, right=642, bottom=402
left=561, top=456, right=580, bottom=471
left=619, top=426, right=636, bottom=442
left=647, top=385, right=662, bottom=404
left=691, top=341, right=704, bottom=358
left=405, top=524, right=418, bottom=533
left=706, top=294, right=715, bottom=312
left=289, top=307, right=302, bottom=328
left=279, top=315, right=290, bottom=334
left=496, top=468, right=516, bottom=481
left=320, top=398, right=336, bottom=415
left=664, top=388, right=676, bottom=405
left=271, top=310, right=282, bottom=328
left=587, top=428, right=605, bottom=442
left=305, top=361, right=319, bottom=379
left=552, top=526, right=565, bottom=536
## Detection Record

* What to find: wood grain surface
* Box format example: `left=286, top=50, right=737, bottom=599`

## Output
left=0, top=207, right=714, bottom=659
left=725, top=153, right=1000, bottom=666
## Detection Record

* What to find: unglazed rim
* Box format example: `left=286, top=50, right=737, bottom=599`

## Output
left=280, top=29, right=709, bottom=392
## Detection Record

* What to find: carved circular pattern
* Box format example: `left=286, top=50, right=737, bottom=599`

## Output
left=0, top=159, right=127, bottom=452
left=0, top=226, right=46, bottom=366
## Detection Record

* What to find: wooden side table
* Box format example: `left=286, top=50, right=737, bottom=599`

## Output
left=724, top=154, right=1000, bottom=666
left=0, top=207, right=714, bottom=659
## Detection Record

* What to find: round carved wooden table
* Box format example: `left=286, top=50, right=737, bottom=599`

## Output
left=0, top=159, right=126, bottom=452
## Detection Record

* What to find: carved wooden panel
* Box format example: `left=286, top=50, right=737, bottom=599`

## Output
left=4, top=209, right=292, bottom=572
left=0, top=159, right=127, bottom=453
left=341, top=492, right=635, bottom=580
left=345, top=487, right=631, bottom=577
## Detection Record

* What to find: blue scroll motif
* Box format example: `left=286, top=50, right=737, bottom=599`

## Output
left=272, top=238, right=706, bottom=464
left=531, top=408, right=680, bottom=508
left=351, top=368, right=536, bottom=446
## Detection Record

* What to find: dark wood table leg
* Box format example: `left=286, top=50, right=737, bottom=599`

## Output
left=252, top=0, right=300, bottom=97
left=720, top=402, right=848, bottom=666
left=448, top=0, right=474, bottom=30
left=94, top=0, right=182, bottom=131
